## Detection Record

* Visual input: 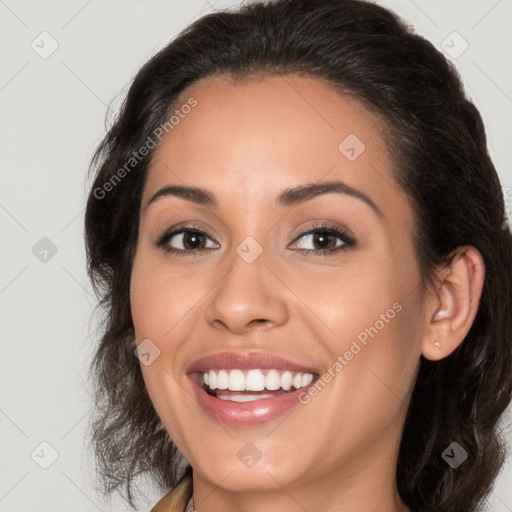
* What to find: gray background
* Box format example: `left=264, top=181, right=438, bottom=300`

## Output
left=1, top=0, right=511, bottom=510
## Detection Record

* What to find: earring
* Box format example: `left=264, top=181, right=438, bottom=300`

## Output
left=434, top=341, right=442, bottom=349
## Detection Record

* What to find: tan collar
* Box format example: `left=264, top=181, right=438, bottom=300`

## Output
left=150, top=473, right=193, bottom=512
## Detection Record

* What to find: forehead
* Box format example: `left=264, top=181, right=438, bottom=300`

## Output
left=144, top=74, right=406, bottom=220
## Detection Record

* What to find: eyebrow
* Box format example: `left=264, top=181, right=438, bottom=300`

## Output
left=143, top=180, right=383, bottom=218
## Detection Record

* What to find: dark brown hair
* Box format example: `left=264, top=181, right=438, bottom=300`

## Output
left=84, top=0, right=512, bottom=510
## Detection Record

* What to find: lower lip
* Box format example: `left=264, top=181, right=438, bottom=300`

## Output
left=189, top=374, right=316, bottom=426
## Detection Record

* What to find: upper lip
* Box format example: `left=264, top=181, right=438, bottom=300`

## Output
left=186, top=351, right=319, bottom=375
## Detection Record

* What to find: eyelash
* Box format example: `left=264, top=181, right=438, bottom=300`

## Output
left=155, top=223, right=356, bottom=257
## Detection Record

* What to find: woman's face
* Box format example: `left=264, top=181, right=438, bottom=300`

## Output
left=130, top=74, right=426, bottom=495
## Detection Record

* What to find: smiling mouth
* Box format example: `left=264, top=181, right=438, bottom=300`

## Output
left=196, top=368, right=319, bottom=402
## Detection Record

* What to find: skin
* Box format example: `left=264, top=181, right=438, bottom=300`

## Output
left=129, top=74, right=485, bottom=512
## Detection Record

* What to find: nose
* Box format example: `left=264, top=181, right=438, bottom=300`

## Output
left=204, top=248, right=289, bottom=335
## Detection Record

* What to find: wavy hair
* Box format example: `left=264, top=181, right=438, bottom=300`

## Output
left=84, top=0, right=512, bottom=510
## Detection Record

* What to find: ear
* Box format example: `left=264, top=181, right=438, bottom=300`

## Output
left=421, top=245, right=486, bottom=361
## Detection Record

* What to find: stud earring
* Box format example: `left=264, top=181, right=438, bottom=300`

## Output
left=434, top=341, right=442, bottom=349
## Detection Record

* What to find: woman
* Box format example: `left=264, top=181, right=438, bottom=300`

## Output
left=84, top=1, right=512, bottom=511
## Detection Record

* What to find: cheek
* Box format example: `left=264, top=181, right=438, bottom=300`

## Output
left=130, top=254, right=194, bottom=340
left=304, top=258, right=405, bottom=344
left=316, top=250, right=421, bottom=394
left=129, top=256, right=192, bottom=438
left=130, top=263, right=163, bottom=339
left=340, top=279, right=422, bottom=415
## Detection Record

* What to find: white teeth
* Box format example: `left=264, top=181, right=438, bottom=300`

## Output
left=228, top=369, right=245, bottom=391
left=281, top=371, right=292, bottom=391
left=203, top=369, right=315, bottom=392
left=246, top=369, right=266, bottom=391
left=302, top=373, right=313, bottom=387
left=218, top=393, right=275, bottom=402
left=265, top=369, right=281, bottom=390
left=208, top=370, right=216, bottom=389
left=216, top=369, right=229, bottom=390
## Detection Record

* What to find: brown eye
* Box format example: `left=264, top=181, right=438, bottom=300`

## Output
left=290, top=225, right=356, bottom=255
left=179, top=231, right=207, bottom=250
left=310, top=231, right=340, bottom=250
left=157, top=227, right=219, bottom=255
